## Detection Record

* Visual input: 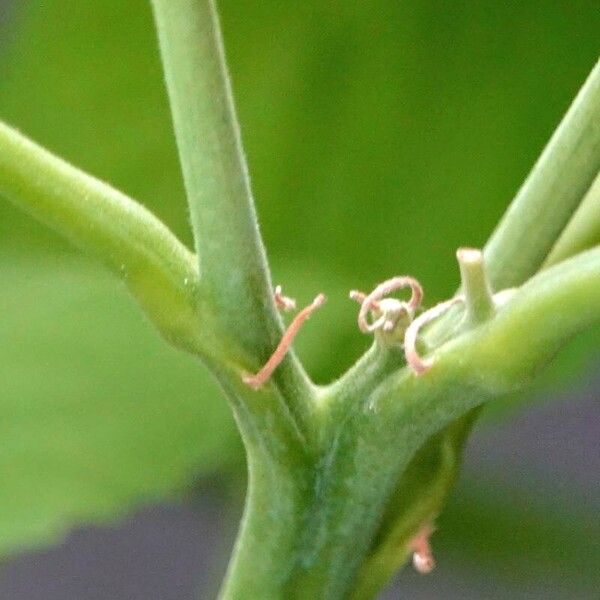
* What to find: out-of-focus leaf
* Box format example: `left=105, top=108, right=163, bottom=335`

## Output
left=0, top=253, right=240, bottom=555
left=428, top=478, right=600, bottom=596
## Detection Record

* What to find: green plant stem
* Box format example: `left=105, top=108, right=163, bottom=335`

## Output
left=425, top=59, right=600, bottom=348
left=350, top=415, right=477, bottom=600
left=483, top=58, right=600, bottom=290
left=290, top=247, right=600, bottom=599
left=215, top=247, right=600, bottom=600
left=543, top=169, right=600, bottom=268
left=150, top=0, right=315, bottom=430
left=149, top=5, right=322, bottom=596
left=150, top=0, right=276, bottom=358
left=0, top=120, right=202, bottom=354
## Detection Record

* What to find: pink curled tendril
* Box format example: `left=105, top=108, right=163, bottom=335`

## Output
left=350, top=276, right=423, bottom=334
left=242, top=293, right=326, bottom=390
left=404, top=296, right=464, bottom=375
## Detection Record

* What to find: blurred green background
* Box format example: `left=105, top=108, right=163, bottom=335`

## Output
left=0, top=0, right=598, bottom=597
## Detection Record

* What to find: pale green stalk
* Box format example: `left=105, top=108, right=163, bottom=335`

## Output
left=484, top=58, right=600, bottom=289
left=0, top=121, right=202, bottom=354
left=149, top=0, right=276, bottom=359
left=150, top=0, right=315, bottom=431
left=544, top=170, right=600, bottom=267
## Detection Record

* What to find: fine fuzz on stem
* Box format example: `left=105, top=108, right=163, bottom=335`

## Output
left=151, top=0, right=283, bottom=362
left=243, top=294, right=326, bottom=389
left=0, top=121, right=202, bottom=354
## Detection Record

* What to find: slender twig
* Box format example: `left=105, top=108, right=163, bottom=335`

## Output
left=243, top=294, right=326, bottom=389
left=484, top=58, right=600, bottom=290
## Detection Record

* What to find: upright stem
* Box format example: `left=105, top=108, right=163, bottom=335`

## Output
left=150, top=0, right=276, bottom=361
left=150, top=0, right=314, bottom=427
left=484, top=58, right=600, bottom=290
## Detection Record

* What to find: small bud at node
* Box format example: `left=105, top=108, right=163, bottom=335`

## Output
left=409, top=523, right=436, bottom=575
left=353, top=276, right=423, bottom=335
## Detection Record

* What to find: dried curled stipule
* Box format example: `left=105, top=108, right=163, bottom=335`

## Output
left=349, top=290, right=380, bottom=311
left=242, top=293, right=326, bottom=390
left=273, top=284, right=296, bottom=312
left=351, top=276, right=423, bottom=334
left=404, top=296, right=464, bottom=375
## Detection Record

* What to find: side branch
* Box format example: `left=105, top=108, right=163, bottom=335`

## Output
left=150, top=0, right=283, bottom=363
left=484, top=58, right=600, bottom=289
left=0, top=121, right=203, bottom=354
left=543, top=170, right=600, bottom=268
left=380, top=246, right=600, bottom=411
